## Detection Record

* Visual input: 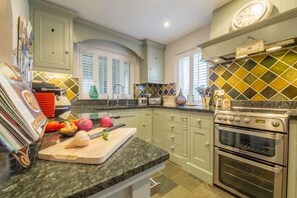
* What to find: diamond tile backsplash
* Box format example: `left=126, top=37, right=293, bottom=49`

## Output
left=33, top=71, right=79, bottom=101
left=134, top=83, right=176, bottom=99
left=209, top=46, right=297, bottom=101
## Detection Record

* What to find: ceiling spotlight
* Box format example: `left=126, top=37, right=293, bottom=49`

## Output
left=164, top=21, right=170, bottom=28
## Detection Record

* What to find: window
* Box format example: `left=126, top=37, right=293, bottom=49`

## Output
left=177, top=48, right=208, bottom=102
left=79, top=45, right=133, bottom=99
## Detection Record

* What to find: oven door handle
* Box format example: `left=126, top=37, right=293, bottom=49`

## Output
left=217, top=125, right=282, bottom=140
left=216, top=149, right=283, bottom=173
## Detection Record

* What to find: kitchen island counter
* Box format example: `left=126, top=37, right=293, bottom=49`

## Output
left=0, top=137, right=169, bottom=198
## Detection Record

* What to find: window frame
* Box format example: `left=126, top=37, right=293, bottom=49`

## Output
left=176, top=48, right=209, bottom=103
left=78, top=44, right=134, bottom=99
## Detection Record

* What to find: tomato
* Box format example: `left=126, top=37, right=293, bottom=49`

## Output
left=45, top=121, right=60, bottom=132
left=58, top=122, right=66, bottom=129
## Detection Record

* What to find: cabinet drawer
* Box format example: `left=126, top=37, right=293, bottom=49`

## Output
left=189, top=114, right=211, bottom=129
left=165, top=132, right=182, bottom=145
left=165, top=111, right=182, bottom=122
left=165, top=141, right=183, bottom=156
left=165, top=121, right=182, bottom=134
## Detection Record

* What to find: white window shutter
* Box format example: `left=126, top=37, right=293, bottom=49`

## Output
left=112, top=58, right=120, bottom=94
left=98, top=55, right=108, bottom=94
left=178, top=56, right=190, bottom=97
left=81, top=50, right=94, bottom=97
left=123, top=61, right=130, bottom=95
left=178, top=49, right=208, bottom=102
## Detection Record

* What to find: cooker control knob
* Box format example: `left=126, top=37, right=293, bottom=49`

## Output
left=235, top=117, right=241, bottom=122
left=244, top=118, right=250, bottom=123
left=217, top=115, right=222, bottom=120
left=229, top=116, right=234, bottom=121
left=272, top=120, right=280, bottom=127
left=223, top=116, right=228, bottom=121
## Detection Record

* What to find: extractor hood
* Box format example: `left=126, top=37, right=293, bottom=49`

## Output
left=199, top=7, right=297, bottom=65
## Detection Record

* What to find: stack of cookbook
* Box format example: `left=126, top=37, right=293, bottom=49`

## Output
left=0, top=62, right=47, bottom=167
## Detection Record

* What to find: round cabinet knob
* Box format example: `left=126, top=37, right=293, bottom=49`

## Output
left=217, top=115, right=222, bottom=120
left=235, top=117, right=241, bottom=122
left=223, top=116, right=228, bottom=121
left=229, top=116, right=234, bottom=121
left=170, top=145, right=174, bottom=149
left=171, top=135, right=174, bottom=139
left=142, top=123, right=146, bottom=127
left=196, top=119, right=201, bottom=123
left=65, top=51, right=69, bottom=55
left=272, top=120, right=280, bottom=127
left=205, top=142, right=210, bottom=146
left=170, top=124, right=174, bottom=128
left=244, top=118, right=250, bottom=123
left=170, top=114, right=174, bottom=118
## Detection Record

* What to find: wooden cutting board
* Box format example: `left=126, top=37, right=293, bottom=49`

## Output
left=38, top=127, right=136, bottom=164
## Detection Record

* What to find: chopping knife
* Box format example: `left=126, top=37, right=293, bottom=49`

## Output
left=88, top=123, right=126, bottom=139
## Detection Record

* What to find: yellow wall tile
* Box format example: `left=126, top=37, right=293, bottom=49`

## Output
left=235, top=81, right=249, bottom=93
left=270, top=77, right=289, bottom=91
left=251, top=79, right=267, bottom=92
left=252, top=94, right=266, bottom=101
left=234, top=67, right=249, bottom=79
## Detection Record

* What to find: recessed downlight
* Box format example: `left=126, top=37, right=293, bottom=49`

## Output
left=213, top=59, right=220, bottom=62
left=266, top=46, right=282, bottom=52
left=164, top=21, right=170, bottom=28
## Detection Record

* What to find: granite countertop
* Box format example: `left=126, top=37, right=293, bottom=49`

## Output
left=0, top=137, right=169, bottom=198
left=70, top=104, right=214, bottom=115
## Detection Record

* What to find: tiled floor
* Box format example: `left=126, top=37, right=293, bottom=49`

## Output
left=151, top=160, right=235, bottom=198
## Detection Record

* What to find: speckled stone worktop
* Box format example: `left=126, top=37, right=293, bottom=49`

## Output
left=0, top=137, right=169, bottom=198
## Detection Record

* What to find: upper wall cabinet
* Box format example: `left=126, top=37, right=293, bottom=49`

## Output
left=140, top=40, right=165, bottom=83
left=30, top=1, right=76, bottom=74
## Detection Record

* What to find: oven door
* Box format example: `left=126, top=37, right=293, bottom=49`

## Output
left=214, top=124, right=287, bottom=165
left=214, top=148, right=286, bottom=198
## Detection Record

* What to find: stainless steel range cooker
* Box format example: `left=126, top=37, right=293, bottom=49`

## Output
left=214, top=108, right=289, bottom=198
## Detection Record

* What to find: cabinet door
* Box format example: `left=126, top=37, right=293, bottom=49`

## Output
left=148, top=47, right=164, bottom=83
left=288, top=120, right=297, bottom=198
left=152, top=109, right=164, bottom=148
left=34, top=9, right=71, bottom=72
left=140, top=109, right=152, bottom=143
left=186, top=112, right=213, bottom=184
left=108, top=110, right=139, bottom=136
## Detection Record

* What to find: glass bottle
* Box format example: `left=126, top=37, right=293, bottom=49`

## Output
left=89, top=85, right=98, bottom=99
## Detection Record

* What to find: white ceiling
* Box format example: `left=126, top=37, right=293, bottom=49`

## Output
left=46, top=0, right=231, bottom=45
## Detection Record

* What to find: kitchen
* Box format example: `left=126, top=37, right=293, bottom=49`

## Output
left=0, top=0, right=297, bottom=197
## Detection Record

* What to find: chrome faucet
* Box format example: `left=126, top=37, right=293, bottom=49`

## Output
left=112, top=84, right=125, bottom=106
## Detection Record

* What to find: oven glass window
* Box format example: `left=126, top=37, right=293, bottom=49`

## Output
left=219, top=154, right=274, bottom=198
left=219, top=130, right=276, bottom=157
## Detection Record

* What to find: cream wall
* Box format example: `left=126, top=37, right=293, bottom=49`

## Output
left=10, top=0, right=29, bottom=50
left=164, top=25, right=211, bottom=83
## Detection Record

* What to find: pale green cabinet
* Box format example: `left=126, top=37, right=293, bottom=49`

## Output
left=30, top=2, right=74, bottom=74
left=288, top=120, right=297, bottom=198
left=139, top=109, right=153, bottom=143
left=108, top=109, right=139, bottom=135
left=152, top=109, right=164, bottom=148
left=185, top=112, right=213, bottom=184
left=140, top=40, right=165, bottom=83
left=163, top=109, right=187, bottom=165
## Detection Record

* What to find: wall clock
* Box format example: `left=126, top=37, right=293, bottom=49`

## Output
left=231, top=0, right=273, bottom=30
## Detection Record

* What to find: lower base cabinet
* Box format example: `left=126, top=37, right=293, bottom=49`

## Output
left=109, top=109, right=152, bottom=143
left=108, top=108, right=214, bottom=184
left=288, top=120, right=297, bottom=198
left=153, top=109, right=214, bottom=184
left=184, top=112, right=213, bottom=184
